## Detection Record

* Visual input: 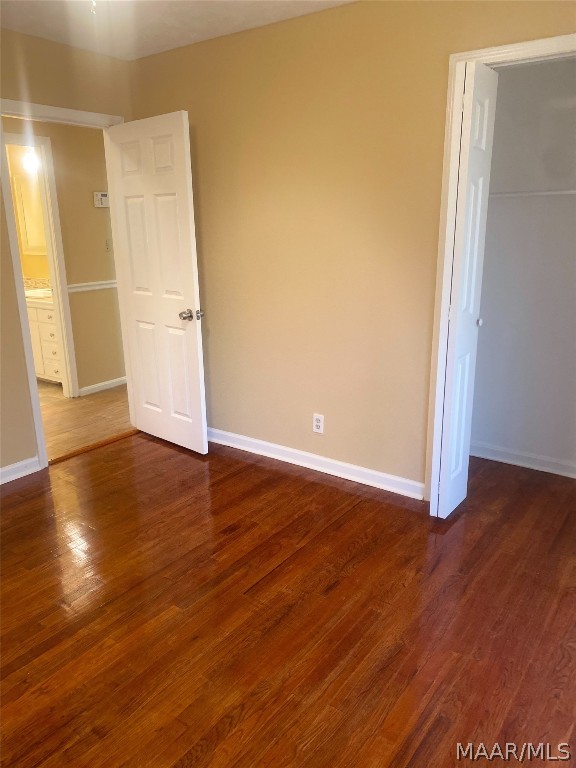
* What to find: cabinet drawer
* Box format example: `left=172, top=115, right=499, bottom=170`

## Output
left=43, top=361, right=62, bottom=380
left=37, top=307, right=57, bottom=324
left=39, top=324, right=58, bottom=343
left=41, top=340, right=60, bottom=361
left=27, top=306, right=38, bottom=324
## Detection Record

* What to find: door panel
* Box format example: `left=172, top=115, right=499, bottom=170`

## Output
left=167, top=327, right=193, bottom=420
left=105, top=111, right=207, bottom=453
left=450, top=351, right=471, bottom=480
left=437, top=63, right=499, bottom=518
left=125, top=197, right=150, bottom=292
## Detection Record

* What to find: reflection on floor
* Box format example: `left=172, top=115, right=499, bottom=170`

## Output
left=37, top=380, right=133, bottom=461
left=1, top=442, right=575, bottom=766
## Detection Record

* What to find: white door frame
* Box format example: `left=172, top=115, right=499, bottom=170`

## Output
left=425, top=33, right=576, bottom=517
left=1, top=100, right=123, bottom=470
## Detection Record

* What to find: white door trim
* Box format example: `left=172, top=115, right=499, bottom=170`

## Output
left=425, top=33, right=576, bottom=516
left=1, top=103, right=124, bottom=475
left=1, top=99, right=123, bottom=130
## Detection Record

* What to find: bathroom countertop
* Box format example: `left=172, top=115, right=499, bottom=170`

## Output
left=25, top=288, right=53, bottom=301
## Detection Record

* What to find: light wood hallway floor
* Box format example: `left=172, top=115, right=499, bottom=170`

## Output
left=37, top=380, right=133, bottom=461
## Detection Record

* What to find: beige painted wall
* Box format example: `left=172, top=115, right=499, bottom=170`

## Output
left=2, top=118, right=125, bottom=390
left=64, top=280, right=124, bottom=389
left=73, top=294, right=124, bottom=389
left=3, top=118, right=117, bottom=284
left=130, top=1, right=576, bottom=482
left=1, top=191, right=38, bottom=468
left=1, top=29, right=132, bottom=118
left=69, top=290, right=125, bottom=388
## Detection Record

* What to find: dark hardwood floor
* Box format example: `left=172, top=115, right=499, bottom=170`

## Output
left=1, top=435, right=574, bottom=767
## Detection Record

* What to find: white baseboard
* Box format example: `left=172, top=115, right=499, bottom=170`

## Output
left=208, top=428, right=424, bottom=500
left=0, top=456, right=43, bottom=485
left=470, top=441, right=576, bottom=480
left=79, top=376, right=126, bottom=396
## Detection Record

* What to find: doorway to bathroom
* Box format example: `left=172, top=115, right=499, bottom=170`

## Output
left=3, top=125, right=133, bottom=462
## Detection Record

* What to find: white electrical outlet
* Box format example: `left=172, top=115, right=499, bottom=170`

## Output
left=313, top=413, right=324, bottom=434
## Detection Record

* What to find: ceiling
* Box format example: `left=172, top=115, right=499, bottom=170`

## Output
left=0, top=0, right=351, bottom=61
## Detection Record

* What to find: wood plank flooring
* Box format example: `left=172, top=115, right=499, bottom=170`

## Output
left=1, top=435, right=575, bottom=767
left=37, top=381, right=132, bottom=461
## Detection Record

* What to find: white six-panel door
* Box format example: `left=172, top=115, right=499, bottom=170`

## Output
left=437, top=63, right=499, bottom=518
left=104, top=111, right=208, bottom=453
